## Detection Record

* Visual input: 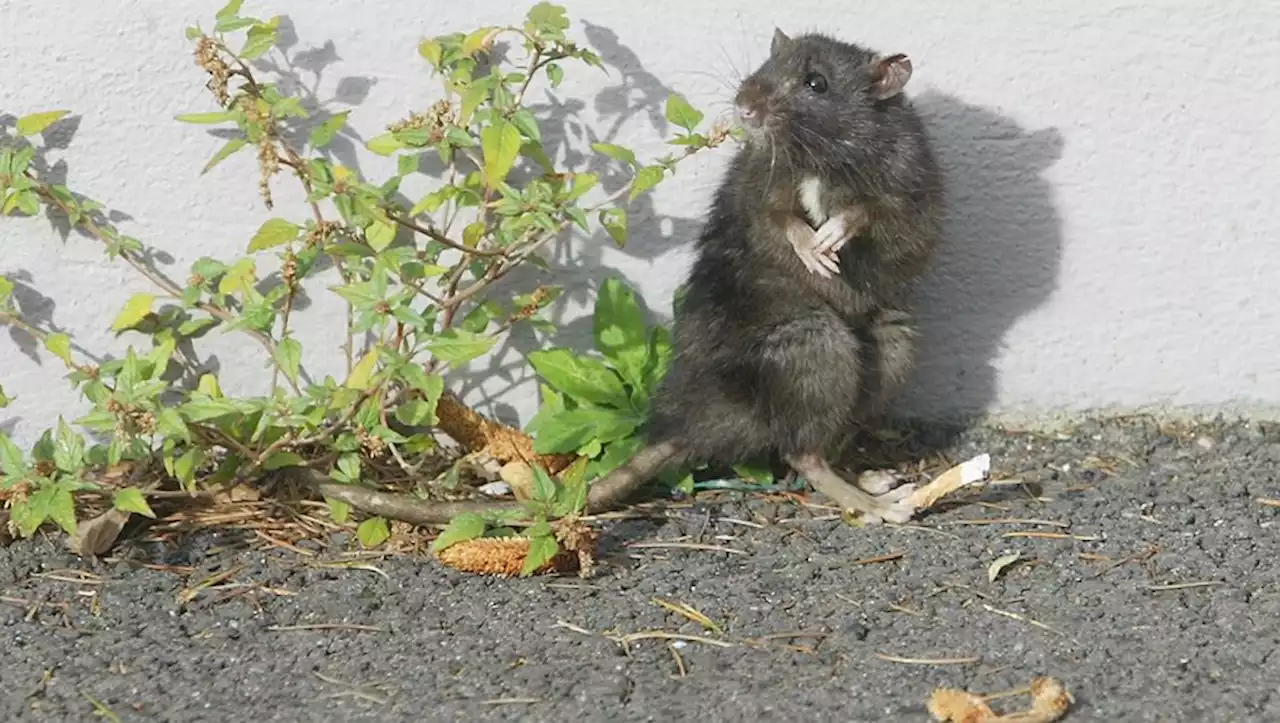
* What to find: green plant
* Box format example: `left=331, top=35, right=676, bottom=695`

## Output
left=524, top=277, right=670, bottom=478
left=0, top=2, right=732, bottom=558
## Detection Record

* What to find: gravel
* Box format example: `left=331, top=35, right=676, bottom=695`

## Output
left=2, top=416, right=1279, bottom=722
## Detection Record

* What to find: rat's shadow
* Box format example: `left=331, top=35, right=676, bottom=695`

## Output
left=902, top=93, right=1065, bottom=418
left=849, top=91, right=1066, bottom=465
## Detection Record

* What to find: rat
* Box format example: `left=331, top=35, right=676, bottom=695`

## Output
left=578, top=29, right=946, bottom=524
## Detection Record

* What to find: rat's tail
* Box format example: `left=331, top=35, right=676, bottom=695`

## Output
left=585, top=439, right=684, bottom=514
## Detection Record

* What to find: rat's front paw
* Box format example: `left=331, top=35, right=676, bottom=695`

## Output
left=812, top=215, right=851, bottom=256
left=786, top=220, right=840, bottom=278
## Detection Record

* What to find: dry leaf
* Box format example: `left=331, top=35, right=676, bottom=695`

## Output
left=908, top=453, right=991, bottom=510
left=68, top=508, right=131, bottom=557
left=928, top=676, right=1072, bottom=723
left=988, top=553, right=1022, bottom=583
left=214, top=484, right=261, bottom=503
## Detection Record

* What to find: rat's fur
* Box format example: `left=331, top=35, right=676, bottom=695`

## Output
left=582, top=30, right=945, bottom=522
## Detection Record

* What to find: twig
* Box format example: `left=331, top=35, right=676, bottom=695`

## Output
left=626, top=542, right=747, bottom=555
left=874, top=653, right=980, bottom=665
left=267, top=623, right=386, bottom=633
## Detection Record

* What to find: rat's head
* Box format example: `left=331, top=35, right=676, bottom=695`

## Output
left=734, top=30, right=914, bottom=160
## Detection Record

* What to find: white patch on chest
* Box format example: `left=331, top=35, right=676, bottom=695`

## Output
left=798, top=175, right=826, bottom=226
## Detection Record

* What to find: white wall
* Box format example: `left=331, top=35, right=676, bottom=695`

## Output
left=3, top=0, right=1279, bottom=447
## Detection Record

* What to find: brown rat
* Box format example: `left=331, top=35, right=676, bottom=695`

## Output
left=579, top=29, right=946, bottom=523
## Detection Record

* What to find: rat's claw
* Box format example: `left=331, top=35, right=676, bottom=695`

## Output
left=813, top=216, right=850, bottom=255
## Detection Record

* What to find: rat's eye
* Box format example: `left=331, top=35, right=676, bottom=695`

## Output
left=804, top=72, right=828, bottom=93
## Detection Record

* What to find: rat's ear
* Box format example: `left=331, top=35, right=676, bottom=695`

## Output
left=870, top=53, right=912, bottom=100
left=771, top=28, right=791, bottom=56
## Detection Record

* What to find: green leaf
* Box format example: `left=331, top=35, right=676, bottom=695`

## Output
left=47, top=486, right=77, bottom=535
left=480, top=119, right=522, bottom=190
left=426, top=330, right=496, bottom=366
left=0, top=433, right=28, bottom=476
left=215, top=0, right=243, bottom=19
left=430, top=512, right=487, bottom=553
left=111, top=293, right=154, bottom=331
left=10, top=190, right=40, bottom=216
left=527, top=348, right=629, bottom=408
left=357, top=517, right=391, bottom=548
left=521, top=534, right=559, bottom=576
left=325, top=498, right=351, bottom=524
left=530, top=466, right=557, bottom=503
left=511, top=110, right=541, bottom=143
left=665, top=93, right=705, bottom=132
left=175, top=111, right=237, bottom=125
left=155, top=408, right=190, bottom=441
left=310, top=111, right=349, bottom=148
left=174, top=447, right=205, bottom=489
left=248, top=218, right=300, bottom=252
left=590, top=143, right=636, bottom=167
left=53, top=419, right=85, bottom=473
left=546, top=63, right=564, bottom=87
left=113, top=487, right=156, bottom=518
left=16, top=110, right=71, bottom=136
left=202, top=137, right=248, bottom=174
left=459, top=85, right=488, bottom=126
left=593, top=277, right=649, bottom=386
left=532, top=406, right=641, bottom=454
left=365, top=219, right=396, bottom=252
left=552, top=459, right=589, bottom=516
left=566, top=172, right=598, bottom=201
left=0, top=384, right=11, bottom=409
left=393, top=399, right=435, bottom=427
left=43, top=333, right=73, bottom=365
left=179, top=399, right=240, bottom=423
left=275, top=337, right=302, bottom=385
left=418, top=39, right=443, bottom=67
left=263, top=451, right=305, bottom=470
left=345, top=349, right=379, bottom=389
left=599, top=208, right=626, bottom=246
left=241, top=22, right=279, bottom=59
left=366, top=133, right=404, bottom=156
left=629, top=165, right=666, bottom=201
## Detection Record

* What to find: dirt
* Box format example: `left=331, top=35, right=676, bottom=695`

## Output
left=2, top=417, right=1279, bottom=722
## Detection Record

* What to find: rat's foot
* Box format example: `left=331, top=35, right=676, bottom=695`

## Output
left=856, top=468, right=908, bottom=495
left=785, top=216, right=840, bottom=278
left=786, top=453, right=918, bottom=525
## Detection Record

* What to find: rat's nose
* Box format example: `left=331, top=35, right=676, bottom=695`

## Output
left=734, top=83, right=767, bottom=128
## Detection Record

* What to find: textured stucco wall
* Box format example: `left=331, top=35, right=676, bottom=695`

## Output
left=3, top=1, right=1279, bottom=447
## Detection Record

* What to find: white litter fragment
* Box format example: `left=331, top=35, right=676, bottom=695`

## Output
left=906, top=452, right=992, bottom=511
left=477, top=481, right=512, bottom=497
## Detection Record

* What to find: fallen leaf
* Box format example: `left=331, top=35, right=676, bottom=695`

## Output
left=68, top=508, right=131, bottom=557
left=988, top=553, right=1022, bottom=583
left=928, top=675, right=1072, bottom=723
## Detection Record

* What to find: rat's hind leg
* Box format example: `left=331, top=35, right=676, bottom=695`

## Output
left=786, top=453, right=917, bottom=524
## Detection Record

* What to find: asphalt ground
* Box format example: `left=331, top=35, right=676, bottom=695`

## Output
left=2, top=416, right=1279, bottom=722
